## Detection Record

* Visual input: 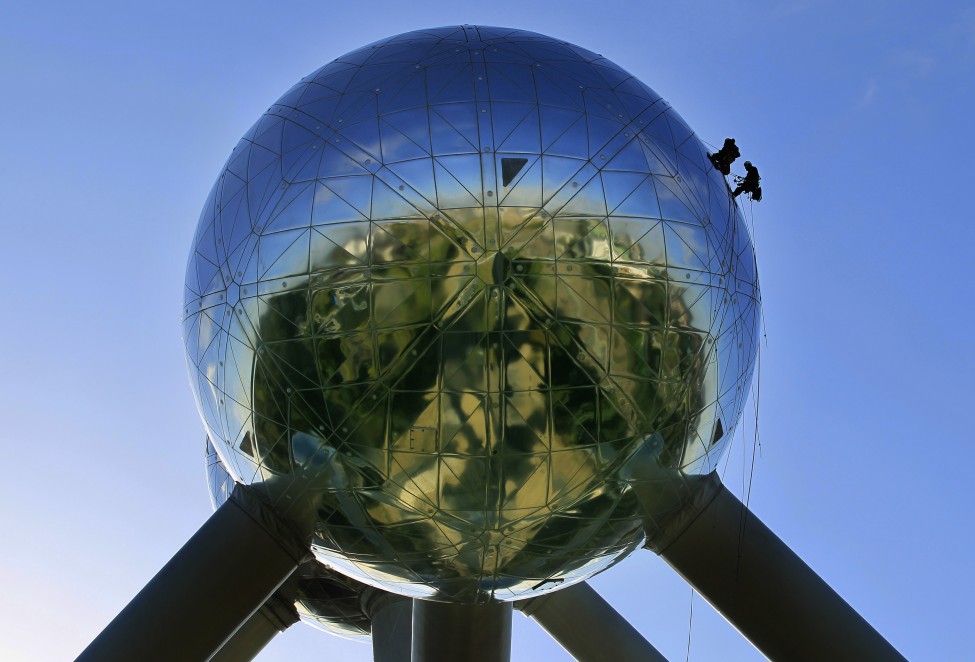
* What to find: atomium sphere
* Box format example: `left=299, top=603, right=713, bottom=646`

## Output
left=207, top=440, right=372, bottom=640
left=185, top=26, right=760, bottom=603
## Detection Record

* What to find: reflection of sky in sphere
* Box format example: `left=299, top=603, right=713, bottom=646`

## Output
left=184, top=26, right=760, bottom=602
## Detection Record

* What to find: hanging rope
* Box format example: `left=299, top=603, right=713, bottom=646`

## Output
left=746, top=344, right=763, bottom=510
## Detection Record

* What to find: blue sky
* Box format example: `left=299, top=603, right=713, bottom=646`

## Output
left=1, top=1, right=973, bottom=659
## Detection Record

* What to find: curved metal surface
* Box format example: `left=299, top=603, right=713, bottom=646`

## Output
left=186, top=25, right=761, bottom=602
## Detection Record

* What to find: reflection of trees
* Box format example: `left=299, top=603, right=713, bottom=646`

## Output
left=601, top=221, right=711, bottom=471
left=519, top=219, right=712, bottom=470
left=237, top=202, right=725, bottom=598
left=242, top=210, right=497, bottom=593
left=492, top=215, right=715, bottom=572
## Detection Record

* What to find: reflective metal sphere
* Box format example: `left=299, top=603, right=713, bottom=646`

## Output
left=185, top=26, right=760, bottom=602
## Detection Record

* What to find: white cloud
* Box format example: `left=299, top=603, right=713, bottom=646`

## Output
left=858, top=78, right=878, bottom=108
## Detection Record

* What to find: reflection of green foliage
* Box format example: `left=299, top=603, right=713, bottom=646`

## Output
left=550, top=387, right=596, bottom=438
left=260, top=290, right=308, bottom=342
left=603, top=274, right=709, bottom=470
left=502, top=487, right=641, bottom=579
left=243, top=211, right=720, bottom=592
left=504, top=422, right=540, bottom=453
left=251, top=413, right=291, bottom=474
left=181, top=27, right=768, bottom=603
left=316, top=335, right=375, bottom=385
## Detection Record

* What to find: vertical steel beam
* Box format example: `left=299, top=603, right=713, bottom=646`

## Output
left=516, top=582, right=669, bottom=662
left=649, top=476, right=906, bottom=662
left=77, top=486, right=309, bottom=662
left=412, top=600, right=512, bottom=662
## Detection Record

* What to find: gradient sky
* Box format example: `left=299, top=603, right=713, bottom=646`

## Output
left=1, top=2, right=973, bottom=660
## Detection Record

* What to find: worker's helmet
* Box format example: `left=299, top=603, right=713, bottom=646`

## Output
left=744, top=161, right=752, bottom=168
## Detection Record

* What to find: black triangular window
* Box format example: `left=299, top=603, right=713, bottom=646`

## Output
left=501, top=157, right=528, bottom=186
left=710, top=418, right=724, bottom=446
left=239, top=430, right=255, bottom=456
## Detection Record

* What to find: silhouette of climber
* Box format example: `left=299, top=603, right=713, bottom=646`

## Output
left=733, top=161, right=762, bottom=201
left=708, top=138, right=740, bottom=176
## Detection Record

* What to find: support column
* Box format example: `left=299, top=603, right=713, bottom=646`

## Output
left=412, top=600, right=512, bottom=662
left=77, top=486, right=309, bottom=662
left=516, top=582, right=668, bottom=662
left=649, top=474, right=905, bottom=662
left=361, top=588, right=412, bottom=662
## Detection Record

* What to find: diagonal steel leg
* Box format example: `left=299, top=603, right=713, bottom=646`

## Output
left=647, top=473, right=906, bottom=662
left=77, top=486, right=309, bottom=662
left=516, top=582, right=669, bottom=662
left=209, top=587, right=299, bottom=662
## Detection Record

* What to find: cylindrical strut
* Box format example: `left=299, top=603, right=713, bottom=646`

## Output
left=412, top=600, right=512, bottom=662
left=77, top=486, right=308, bottom=662
left=651, top=475, right=905, bottom=662
left=362, top=588, right=412, bottom=662
left=517, top=582, right=668, bottom=662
